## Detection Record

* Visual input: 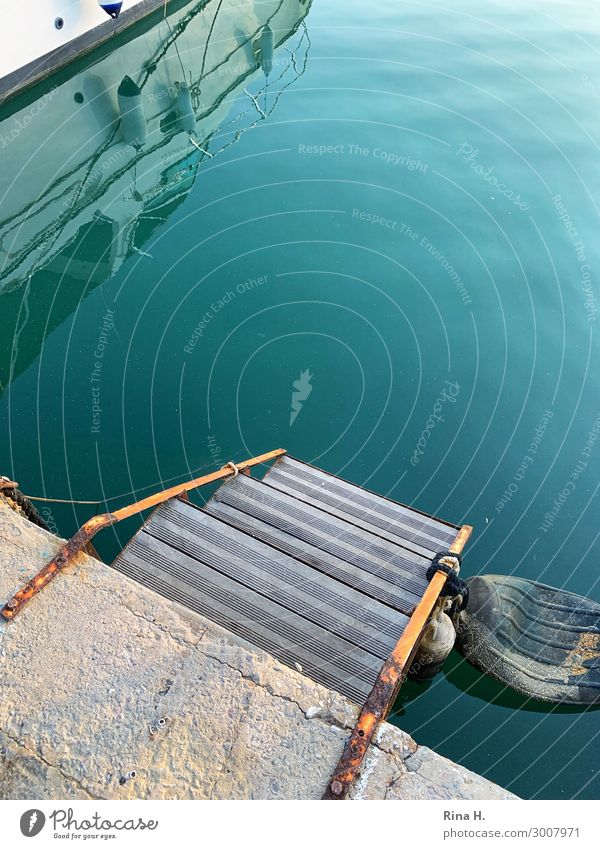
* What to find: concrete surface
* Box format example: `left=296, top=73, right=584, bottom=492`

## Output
left=0, top=500, right=515, bottom=800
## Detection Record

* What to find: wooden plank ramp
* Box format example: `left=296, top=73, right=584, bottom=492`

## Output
left=112, top=455, right=462, bottom=704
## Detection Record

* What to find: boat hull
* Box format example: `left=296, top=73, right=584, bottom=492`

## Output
left=0, top=0, right=173, bottom=103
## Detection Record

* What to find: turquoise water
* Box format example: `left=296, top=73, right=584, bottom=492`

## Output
left=2, top=0, right=600, bottom=798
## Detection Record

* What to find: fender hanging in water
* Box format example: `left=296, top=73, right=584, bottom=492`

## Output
left=409, top=610, right=456, bottom=681
left=98, top=1, right=123, bottom=18
left=455, top=574, right=600, bottom=704
left=117, top=75, right=147, bottom=148
left=254, top=25, right=274, bottom=76
left=176, top=82, right=196, bottom=134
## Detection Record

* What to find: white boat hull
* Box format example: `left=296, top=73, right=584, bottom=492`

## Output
left=1, top=0, right=154, bottom=99
left=0, top=0, right=310, bottom=291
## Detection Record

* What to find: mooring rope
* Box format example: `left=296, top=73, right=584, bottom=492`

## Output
left=0, top=461, right=219, bottom=507
left=426, top=550, right=469, bottom=609
left=0, top=484, right=51, bottom=531
left=15, top=495, right=103, bottom=505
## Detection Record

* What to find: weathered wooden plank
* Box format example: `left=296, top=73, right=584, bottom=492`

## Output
left=144, top=499, right=402, bottom=659
left=114, top=530, right=380, bottom=702
left=263, top=471, right=439, bottom=559
left=265, top=456, right=456, bottom=556
left=204, top=498, right=417, bottom=615
left=270, top=456, right=459, bottom=537
left=213, top=475, right=429, bottom=599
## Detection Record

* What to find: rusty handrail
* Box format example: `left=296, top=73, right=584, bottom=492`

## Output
left=0, top=448, right=286, bottom=621
left=323, top=523, right=473, bottom=800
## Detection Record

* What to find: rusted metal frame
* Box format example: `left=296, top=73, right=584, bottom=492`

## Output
left=0, top=449, right=285, bottom=622
left=323, top=523, right=473, bottom=800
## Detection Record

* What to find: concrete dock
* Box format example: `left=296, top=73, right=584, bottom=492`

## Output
left=0, top=500, right=514, bottom=800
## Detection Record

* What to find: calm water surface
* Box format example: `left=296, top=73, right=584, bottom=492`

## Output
left=1, top=0, right=600, bottom=798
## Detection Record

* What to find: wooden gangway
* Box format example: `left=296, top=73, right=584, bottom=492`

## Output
left=112, top=455, right=465, bottom=704
left=1, top=448, right=471, bottom=799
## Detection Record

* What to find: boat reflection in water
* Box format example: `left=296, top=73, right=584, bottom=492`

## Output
left=0, top=0, right=311, bottom=392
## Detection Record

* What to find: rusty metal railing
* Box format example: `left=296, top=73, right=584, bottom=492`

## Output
left=0, top=448, right=286, bottom=621
left=323, top=523, right=472, bottom=800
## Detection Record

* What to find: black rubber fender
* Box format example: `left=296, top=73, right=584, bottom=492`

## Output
left=454, top=574, right=600, bottom=704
